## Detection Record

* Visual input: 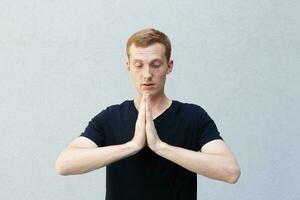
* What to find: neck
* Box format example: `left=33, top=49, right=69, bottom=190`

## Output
left=134, top=92, right=171, bottom=112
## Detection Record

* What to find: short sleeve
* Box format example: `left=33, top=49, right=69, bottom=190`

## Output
left=197, top=107, right=223, bottom=151
left=79, top=109, right=107, bottom=147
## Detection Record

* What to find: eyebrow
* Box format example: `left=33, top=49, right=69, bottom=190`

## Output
left=132, top=59, right=163, bottom=63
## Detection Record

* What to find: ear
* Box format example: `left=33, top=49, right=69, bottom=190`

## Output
left=166, top=59, right=174, bottom=74
left=126, top=59, right=130, bottom=73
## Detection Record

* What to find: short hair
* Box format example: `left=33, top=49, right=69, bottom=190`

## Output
left=126, top=28, right=172, bottom=62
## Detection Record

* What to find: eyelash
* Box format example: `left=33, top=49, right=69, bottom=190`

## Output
left=153, top=64, right=161, bottom=67
left=134, top=64, right=161, bottom=68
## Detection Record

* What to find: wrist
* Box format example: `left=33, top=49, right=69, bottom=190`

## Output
left=153, top=141, right=167, bottom=154
left=126, top=141, right=142, bottom=154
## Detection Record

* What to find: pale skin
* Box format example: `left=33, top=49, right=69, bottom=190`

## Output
left=55, top=43, right=241, bottom=184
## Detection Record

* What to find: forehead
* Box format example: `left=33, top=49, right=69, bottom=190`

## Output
left=129, top=43, right=166, bottom=61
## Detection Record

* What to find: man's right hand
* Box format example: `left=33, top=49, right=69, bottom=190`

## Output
left=56, top=95, right=148, bottom=175
left=130, top=94, right=147, bottom=151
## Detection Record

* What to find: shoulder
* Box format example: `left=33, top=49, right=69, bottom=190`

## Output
left=174, top=100, right=208, bottom=116
left=105, top=100, right=131, bottom=112
left=96, top=100, right=132, bottom=117
left=86, top=100, right=132, bottom=124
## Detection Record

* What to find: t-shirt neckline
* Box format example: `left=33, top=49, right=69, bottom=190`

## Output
left=131, top=99, right=175, bottom=122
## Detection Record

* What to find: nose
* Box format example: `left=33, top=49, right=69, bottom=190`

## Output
left=143, top=66, right=152, bottom=79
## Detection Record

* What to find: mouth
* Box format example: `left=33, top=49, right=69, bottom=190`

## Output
left=141, top=83, right=155, bottom=88
left=142, top=83, right=155, bottom=86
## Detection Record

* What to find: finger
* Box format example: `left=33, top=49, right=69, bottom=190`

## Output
left=141, top=94, right=146, bottom=123
left=146, top=94, right=152, bottom=122
left=137, top=94, right=146, bottom=122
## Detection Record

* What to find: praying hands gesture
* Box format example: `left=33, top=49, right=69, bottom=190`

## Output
left=131, top=94, right=163, bottom=152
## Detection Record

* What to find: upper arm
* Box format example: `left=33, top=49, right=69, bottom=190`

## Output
left=67, top=136, right=98, bottom=149
left=79, top=109, right=107, bottom=147
left=200, top=139, right=235, bottom=158
left=197, top=107, right=223, bottom=151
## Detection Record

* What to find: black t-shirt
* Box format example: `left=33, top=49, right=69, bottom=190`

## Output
left=80, top=100, right=223, bottom=200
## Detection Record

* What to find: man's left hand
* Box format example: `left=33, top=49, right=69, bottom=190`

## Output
left=145, top=94, right=163, bottom=152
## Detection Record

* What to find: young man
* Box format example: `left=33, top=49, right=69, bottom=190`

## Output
left=55, top=28, right=241, bottom=200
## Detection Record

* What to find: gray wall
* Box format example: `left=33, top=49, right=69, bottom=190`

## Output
left=1, top=0, right=299, bottom=199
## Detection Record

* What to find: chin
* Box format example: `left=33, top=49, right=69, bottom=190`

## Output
left=137, top=90, right=153, bottom=95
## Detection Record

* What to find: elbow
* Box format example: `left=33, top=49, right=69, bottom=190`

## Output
left=226, top=165, right=241, bottom=184
left=55, top=158, right=71, bottom=176
left=55, top=157, right=88, bottom=176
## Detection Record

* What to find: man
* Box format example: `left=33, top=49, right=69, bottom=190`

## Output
left=55, top=28, right=241, bottom=200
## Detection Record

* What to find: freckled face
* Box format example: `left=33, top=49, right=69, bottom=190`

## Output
left=126, top=43, right=173, bottom=96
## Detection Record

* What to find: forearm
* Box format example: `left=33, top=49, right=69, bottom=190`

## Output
left=154, top=142, right=240, bottom=183
left=55, top=141, right=138, bottom=175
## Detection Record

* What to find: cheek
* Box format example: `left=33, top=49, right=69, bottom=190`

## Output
left=131, top=71, right=140, bottom=78
left=155, top=70, right=167, bottom=78
left=151, top=69, right=163, bottom=77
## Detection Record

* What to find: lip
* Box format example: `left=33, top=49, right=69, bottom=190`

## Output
left=141, top=83, right=155, bottom=87
left=142, top=83, right=155, bottom=85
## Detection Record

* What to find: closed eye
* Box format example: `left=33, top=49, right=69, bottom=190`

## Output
left=134, top=63, right=143, bottom=68
left=151, top=63, right=162, bottom=68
